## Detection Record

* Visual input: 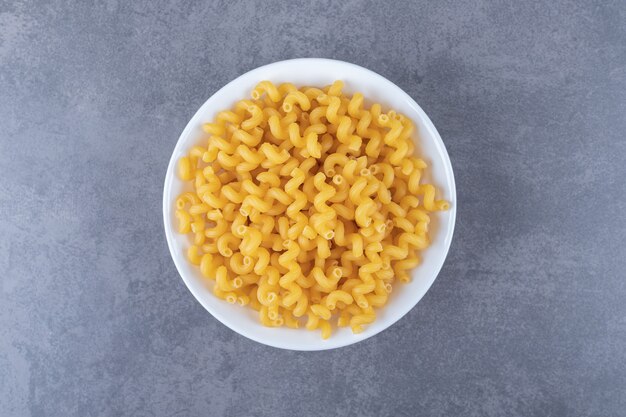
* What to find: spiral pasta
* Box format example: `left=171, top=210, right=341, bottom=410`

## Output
left=175, top=81, right=449, bottom=339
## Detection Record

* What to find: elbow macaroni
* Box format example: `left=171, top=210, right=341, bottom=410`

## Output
left=175, top=81, right=449, bottom=339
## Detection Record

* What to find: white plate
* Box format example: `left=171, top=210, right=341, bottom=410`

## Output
left=163, top=58, right=456, bottom=350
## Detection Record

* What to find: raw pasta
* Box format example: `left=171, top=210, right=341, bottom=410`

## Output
left=175, top=80, right=449, bottom=338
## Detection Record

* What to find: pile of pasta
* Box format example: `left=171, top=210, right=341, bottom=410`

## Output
left=176, top=80, right=448, bottom=338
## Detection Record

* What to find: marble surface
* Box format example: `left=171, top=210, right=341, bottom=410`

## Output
left=1, top=1, right=625, bottom=416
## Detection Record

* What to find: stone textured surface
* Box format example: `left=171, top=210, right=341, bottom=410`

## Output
left=1, top=1, right=625, bottom=416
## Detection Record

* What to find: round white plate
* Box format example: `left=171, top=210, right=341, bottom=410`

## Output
left=163, top=58, right=456, bottom=350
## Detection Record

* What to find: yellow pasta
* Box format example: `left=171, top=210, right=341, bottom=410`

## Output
left=174, top=80, right=448, bottom=339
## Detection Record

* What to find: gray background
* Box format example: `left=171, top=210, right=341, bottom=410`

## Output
left=1, top=0, right=625, bottom=416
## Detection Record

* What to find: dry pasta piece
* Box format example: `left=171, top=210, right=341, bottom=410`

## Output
left=174, top=80, right=449, bottom=339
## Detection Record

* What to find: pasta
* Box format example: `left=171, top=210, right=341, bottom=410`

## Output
left=175, top=81, right=448, bottom=339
